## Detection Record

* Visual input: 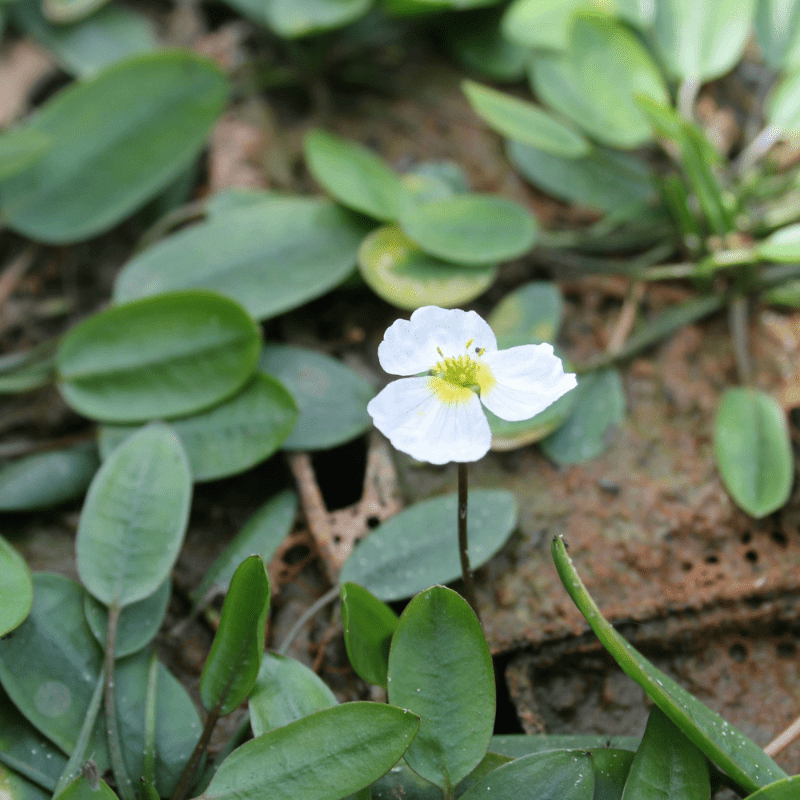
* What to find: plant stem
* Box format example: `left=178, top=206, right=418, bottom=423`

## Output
left=457, top=463, right=479, bottom=622
left=765, top=713, right=800, bottom=758
left=171, top=705, right=222, bottom=800
left=277, top=585, right=340, bottom=656
left=104, top=603, right=136, bottom=800
left=729, top=295, right=752, bottom=386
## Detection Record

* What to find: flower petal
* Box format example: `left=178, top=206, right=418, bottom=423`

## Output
left=367, top=376, right=491, bottom=464
left=480, top=344, right=577, bottom=421
left=378, top=306, right=497, bottom=376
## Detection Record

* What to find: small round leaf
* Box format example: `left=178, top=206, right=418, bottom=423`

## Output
left=0, top=536, right=33, bottom=636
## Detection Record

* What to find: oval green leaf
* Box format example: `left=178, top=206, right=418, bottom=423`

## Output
left=339, top=489, right=517, bottom=601
left=400, top=194, right=537, bottom=265
left=768, top=70, right=800, bottom=132
left=114, top=650, right=202, bottom=796
left=490, top=734, right=640, bottom=757
left=458, top=750, right=594, bottom=800
left=358, top=225, right=497, bottom=310
left=0, top=763, right=50, bottom=800
left=192, top=490, right=297, bottom=603
left=340, top=582, right=399, bottom=689
left=758, top=222, right=800, bottom=262
left=222, top=0, right=370, bottom=37
left=0, top=536, right=32, bottom=636
left=10, top=0, right=156, bottom=76
left=0, top=442, right=99, bottom=511
left=76, top=423, right=191, bottom=607
left=388, top=586, right=494, bottom=794
left=84, top=578, right=171, bottom=658
left=500, top=0, right=584, bottom=50
left=755, top=0, right=800, bottom=69
left=0, top=574, right=107, bottom=763
left=259, top=345, right=373, bottom=450
left=507, top=140, right=655, bottom=216
left=200, top=555, right=270, bottom=715
left=98, top=374, right=297, bottom=482
left=0, top=125, right=50, bottom=181
left=621, top=706, right=709, bottom=800
left=653, top=0, right=756, bottom=80
left=195, top=703, right=420, bottom=800
left=714, top=388, right=793, bottom=518
left=0, top=686, right=69, bottom=791
left=0, top=51, right=226, bottom=243
left=462, top=80, right=589, bottom=157
left=540, top=368, right=625, bottom=465
left=58, top=291, right=260, bottom=423
left=551, top=535, right=788, bottom=794
left=248, top=653, right=338, bottom=736
left=304, top=130, right=409, bottom=221
left=530, top=15, right=668, bottom=149
left=114, top=197, right=368, bottom=320
left=746, top=776, right=800, bottom=799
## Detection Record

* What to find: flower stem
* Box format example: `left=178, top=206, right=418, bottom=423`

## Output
left=457, top=463, right=480, bottom=622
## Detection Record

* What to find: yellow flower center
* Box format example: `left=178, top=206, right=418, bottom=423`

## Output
left=428, top=343, right=496, bottom=405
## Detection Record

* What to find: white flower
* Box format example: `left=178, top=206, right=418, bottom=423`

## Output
left=367, top=305, right=577, bottom=464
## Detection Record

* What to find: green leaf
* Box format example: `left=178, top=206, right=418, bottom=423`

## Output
left=370, top=760, right=445, bottom=800
left=746, top=776, right=800, bottom=799
left=114, top=650, right=202, bottom=796
left=58, top=291, right=260, bottom=423
left=714, top=388, right=793, bottom=518
left=458, top=750, right=594, bottom=800
left=755, top=0, right=800, bottom=69
left=0, top=764, right=50, bottom=800
left=551, top=534, right=788, bottom=794
left=195, top=703, right=420, bottom=800
left=98, top=374, right=297, bottom=482
left=0, top=442, right=99, bottom=511
left=84, top=579, right=171, bottom=658
left=200, top=556, right=270, bottom=716
left=507, top=141, right=655, bottom=217
left=540, top=368, right=625, bottom=465
left=0, top=685, right=68, bottom=791
left=259, top=345, right=373, bottom=450
left=340, top=582, right=399, bottom=689
left=339, top=489, right=517, bottom=601
left=0, top=126, right=50, bottom=181
left=653, top=0, right=756, bottom=80
left=54, top=776, right=119, bottom=800
left=76, top=423, right=191, bottom=607
left=9, top=0, right=156, bottom=76
left=357, top=225, right=497, bottom=311
left=192, top=490, right=297, bottom=603
left=488, top=281, right=563, bottom=344
left=388, top=587, right=494, bottom=794
left=530, top=14, right=668, bottom=149
left=114, top=196, right=368, bottom=320
left=0, top=537, right=32, bottom=636
left=222, top=0, right=370, bottom=37
left=304, top=130, right=409, bottom=221
left=462, top=80, right=589, bottom=157
left=0, top=574, right=107, bottom=764
left=758, top=222, right=800, bottom=262
left=0, top=51, right=226, bottom=243
left=490, top=734, right=640, bottom=758
left=500, top=0, right=584, bottom=50
left=248, top=653, right=337, bottom=736
left=589, top=749, right=634, bottom=800
left=400, top=194, right=536, bottom=265
left=768, top=70, right=800, bottom=131
left=442, top=9, right=529, bottom=82
left=621, top=706, right=709, bottom=800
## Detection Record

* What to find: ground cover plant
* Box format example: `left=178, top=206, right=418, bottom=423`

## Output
left=1, top=0, right=800, bottom=798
